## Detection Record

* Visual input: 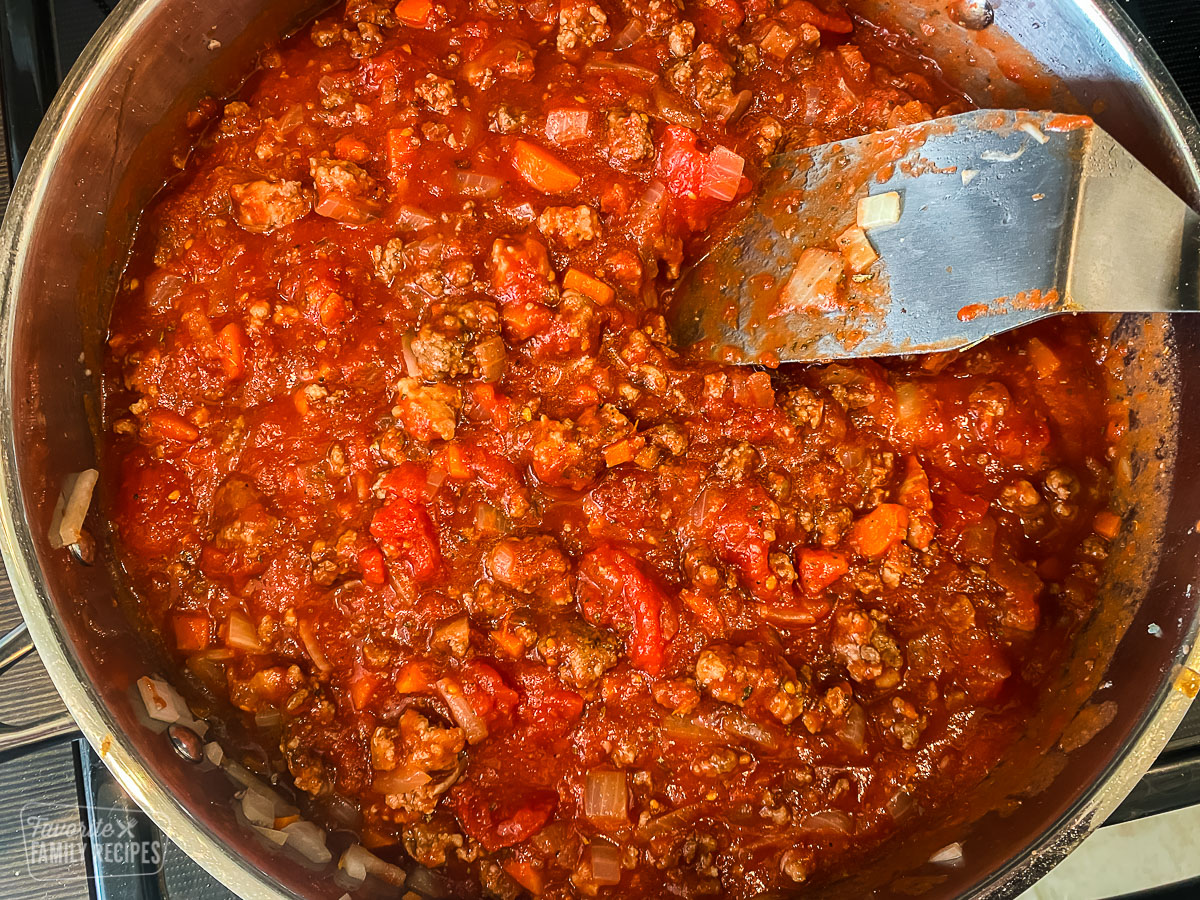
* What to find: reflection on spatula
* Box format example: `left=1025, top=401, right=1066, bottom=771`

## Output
left=666, top=108, right=1199, bottom=364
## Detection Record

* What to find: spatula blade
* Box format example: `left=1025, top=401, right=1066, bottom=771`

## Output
left=667, top=108, right=1193, bottom=364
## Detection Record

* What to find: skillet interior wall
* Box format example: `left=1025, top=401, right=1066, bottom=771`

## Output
left=3, top=0, right=1192, bottom=898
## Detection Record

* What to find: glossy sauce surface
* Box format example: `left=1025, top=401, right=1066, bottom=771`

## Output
left=103, top=1, right=1123, bottom=896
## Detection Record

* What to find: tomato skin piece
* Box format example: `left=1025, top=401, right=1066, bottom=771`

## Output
left=578, top=544, right=675, bottom=676
left=847, top=504, right=909, bottom=558
left=376, top=462, right=433, bottom=503
left=797, top=548, right=849, bottom=594
left=368, top=497, right=441, bottom=581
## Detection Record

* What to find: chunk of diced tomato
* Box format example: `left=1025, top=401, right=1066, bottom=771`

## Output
left=453, top=780, right=558, bottom=851
left=376, top=462, right=432, bottom=503
left=797, top=548, right=849, bottom=594
left=847, top=503, right=909, bottom=558
left=368, top=497, right=441, bottom=581
left=458, top=660, right=520, bottom=730
left=655, top=126, right=707, bottom=200
left=334, top=135, right=370, bottom=161
left=385, top=127, right=418, bottom=182
left=357, top=543, right=387, bottom=585
left=578, top=544, right=676, bottom=676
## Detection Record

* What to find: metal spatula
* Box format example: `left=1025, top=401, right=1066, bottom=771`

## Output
left=667, top=109, right=1199, bottom=364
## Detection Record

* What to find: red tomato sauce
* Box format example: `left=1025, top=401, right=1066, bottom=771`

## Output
left=102, top=1, right=1122, bottom=896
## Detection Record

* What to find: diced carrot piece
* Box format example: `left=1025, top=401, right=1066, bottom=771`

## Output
left=215, top=323, right=247, bottom=379
left=563, top=267, right=615, bottom=304
left=796, top=548, right=849, bottom=594
left=172, top=614, right=211, bottom=651
left=512, top=140, right=581, bottom=193
left=350, top=664, right=383, bottom=710
left=439, top=443, right=472, bottom=479
left=1093, top=510, right=1121, bottom=540
left=491, top=628, right=526, bottom=658
left=847, top=503, right=910, bottom=558
left=334, top=136, right=370, bottom=161
left=393, top=0, right=432, bottom=25
left=395, top=660, right=435, bottom=693
left=504, top=860, right=545, bottom=895
left=146, top=408, right=200, bottom=443
left=274, top=814, right=300, bottom=829
left=603, top=436, right=643, bottom=467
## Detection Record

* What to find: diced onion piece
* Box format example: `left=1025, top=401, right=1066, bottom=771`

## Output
left=474, top=335, right=506, bottom=382
left=610, top=17, right=645, bottom=49
left=203, top=741, right=225, bottom=767
left=584, top=769, right=628, bottom=824
left=454, top=170, right=503, bottom=198
left=339, top=845, right=369, bottom=885
left=400, top=332, right=420, bottom=377
left=780, top=248, right=845, bottom=313
left=660, top=715, right=724, bottom=743
left=759, top=23, right=798, bottom=59
left=396, top=204, right=437, bottom=231
left=836, top=703, right=867, bottom=751
left=545, top=108, right=591, bottom=145
left=857, top=191, right=902, bottom=229
left=340, top=844, right=408, bottom=886
left=930, top=841, right=964, bottom=864
left=298, top=620, right=332, bottom=673
left=373, top=766, right=432, bottom=795
left=961, top=168, right=979, bottom=185
left=283, top=820, right=333, bottom=865
left=425, top=465, right=448, bottom=497
left=137, top=675, right=187, bottom=725
left=589, top=843, right=623, bottom=885
left=652, top=85, right=702, bottom=130
left=583, top=59, right=658, bottom=84
left=714, top=88, right=753, bottom=123
left=436, top=678, right=488, bottom=744
left=886, top=787, right=915, bottom=821
left=799, top=809, right=854, bottom=835
left=701, top=145, right=745, bottom=201
left=225, top=611, right=263, bottom=651
left=836, top=225, right=879, bottom=274
left=241, top=785, right=278, bottom=827
left=255, top=707, right=283, bottom=729
left=474, top=502, right=508, bottom=535
left=52, top=468, right=99, bottom=549
left=254, top=825, right=289, bottom=846
left=1018, top=121, right=1049, bottom=144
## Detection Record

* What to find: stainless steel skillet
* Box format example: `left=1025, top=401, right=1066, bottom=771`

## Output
left=0, top=1, right=1198, bottom=898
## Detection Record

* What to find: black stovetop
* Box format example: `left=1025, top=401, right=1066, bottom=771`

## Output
left=0, top=1, right=1199, bottom=898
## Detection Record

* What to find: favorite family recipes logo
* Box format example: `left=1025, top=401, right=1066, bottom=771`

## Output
left=20, top=799, right=164, bottom=881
